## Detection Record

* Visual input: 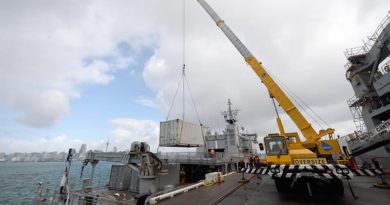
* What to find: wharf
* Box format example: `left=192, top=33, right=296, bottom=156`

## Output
left=155, top=174, right=390, bottom=205
left=220, top=174, right=390, bottom=205
left=157, top=173, right=249, bottom=205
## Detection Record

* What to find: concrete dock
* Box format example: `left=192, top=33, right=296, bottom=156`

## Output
left=155, top=173, right=390, bottom=205
left=219, top=174, right=390, bottom=205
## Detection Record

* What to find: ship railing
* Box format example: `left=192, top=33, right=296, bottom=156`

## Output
left=368, top=11, right=390, bottom=42
left=347, top=95, right=364, bottom=107
left=344, top=45, right=368, bottom=59
left=344, top=11, right=390, bottom=67
left=157, top=152, right=218, bottom=164
left=344, top=37, right=375, bottom=59
left=345, top=132, right=362, bottom=144
left=50, top=189, right=136, bottom=205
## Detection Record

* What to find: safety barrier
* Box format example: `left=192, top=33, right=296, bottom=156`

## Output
left=353, top=169, right=383, bottom=176
left=240, top=167, right=269, bottom=175
left=148, top=172, right=236, bottom=204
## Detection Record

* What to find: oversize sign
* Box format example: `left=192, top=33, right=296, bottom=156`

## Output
left=293, top=158, right=327, bottom=165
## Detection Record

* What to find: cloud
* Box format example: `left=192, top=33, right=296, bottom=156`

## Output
left=1, top=0, right=389, bottom=150
left=136, top=96, right=158, bottom=109
left=110, top=118, right=160, bottom=152
left=0, top=0, right=157, bottom=127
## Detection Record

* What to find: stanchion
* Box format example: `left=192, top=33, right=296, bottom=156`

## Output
left=372, top=159, right=390, bottom=189
left=238, top=169, right=249, bottom=183
left=346, top=178, right=358, bottom=199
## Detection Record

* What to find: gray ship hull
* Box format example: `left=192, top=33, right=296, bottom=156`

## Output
left=355, top=142, right=390, bottom=172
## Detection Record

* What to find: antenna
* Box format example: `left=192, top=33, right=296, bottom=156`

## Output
left=105, top=138, right=110, bottom=152
left=221, top=99, right=239, bottom=124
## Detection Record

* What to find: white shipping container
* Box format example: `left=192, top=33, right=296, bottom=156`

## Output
left=159, top=119, right=205, bottom=147
left=204, top=172, right=223, bottom=185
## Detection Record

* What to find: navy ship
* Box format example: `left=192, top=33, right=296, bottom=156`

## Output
left=33, top=100, right=260, bottom=205
left=344, top=11, right=390, bottom=172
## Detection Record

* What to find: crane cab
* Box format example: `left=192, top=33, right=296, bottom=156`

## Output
left=261, top=133, right=318, bottom=165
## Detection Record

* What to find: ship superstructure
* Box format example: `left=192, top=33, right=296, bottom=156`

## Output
left=345, top=11, right=390, bottom=170
left=201, top=99, right=258, bottom=158
left=33, top=100, right=259, bottom=205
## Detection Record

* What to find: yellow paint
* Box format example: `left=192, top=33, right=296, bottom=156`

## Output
left=276, top=117, right=285, bottom=135
left=266, top=154, right=293, bottom=165
left=337, top=160, right=349, bottom=165
left=289, top=149, right=317, bottom=158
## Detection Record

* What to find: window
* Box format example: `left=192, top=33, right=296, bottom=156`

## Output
left=264, top=136, right=288, bottom=155
left=286, top=136, right=297, bottom=143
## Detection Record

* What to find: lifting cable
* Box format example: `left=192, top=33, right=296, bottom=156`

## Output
left=265, top=68, right=331, bottom=130
left=184, top=76, right=203, bottom=126
left=181, top=0, right=186, bottom=123
left=165, top=0, right=187, bottom=122
left=166, top=77, right=183, bottom=121
left=163, top=0, right=205, bottom=147
left=273, top=70, right=327, bottom=129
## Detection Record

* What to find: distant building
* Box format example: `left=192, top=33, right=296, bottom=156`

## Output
left=77, top=144, right=87, bottom=160
left=1, top=150, right=77, bottom=162
left=79, top=144, right=87, bottom=154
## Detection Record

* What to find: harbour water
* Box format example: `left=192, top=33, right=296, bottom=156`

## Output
left=0, top=161, right=113, bottom=204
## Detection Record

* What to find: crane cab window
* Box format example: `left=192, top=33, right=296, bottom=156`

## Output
left=286, top=136, right=297, bottom=144
left=264, top=136, right=288, bottom=155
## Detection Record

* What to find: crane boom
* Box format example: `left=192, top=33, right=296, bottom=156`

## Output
left=197, top=0, right=334, bottom=143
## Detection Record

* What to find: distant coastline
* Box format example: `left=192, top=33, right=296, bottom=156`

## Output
left=0, top=144, right=94, bottom=163
left=0, top=159, right=85, bottom=163
left=0, top=151, right=84, bottom=162
left=0, top=151, right=89, bottom=163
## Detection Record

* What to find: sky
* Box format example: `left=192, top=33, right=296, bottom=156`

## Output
left=0, top=0, right=389, bottom=154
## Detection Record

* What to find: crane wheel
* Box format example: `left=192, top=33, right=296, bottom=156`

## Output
left=331, top=179, right=344, bottom=196
left=275, top=178, right=292, bottom=193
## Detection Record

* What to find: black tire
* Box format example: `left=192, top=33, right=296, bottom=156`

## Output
left=275, top=178, right=291, bottom=193
left=332, top=179, right=344, bottom=196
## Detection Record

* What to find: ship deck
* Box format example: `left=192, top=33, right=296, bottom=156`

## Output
left=155, top=173, right=390, bottom=205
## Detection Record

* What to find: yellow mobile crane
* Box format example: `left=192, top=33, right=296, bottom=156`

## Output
left=197, top=0, right=354, bottom=195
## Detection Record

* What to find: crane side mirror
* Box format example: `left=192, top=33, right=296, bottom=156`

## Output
left=259, top=143, right=264, bottom=151
left=342, top=146, right=350, bottom=157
